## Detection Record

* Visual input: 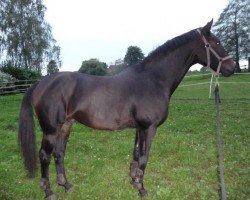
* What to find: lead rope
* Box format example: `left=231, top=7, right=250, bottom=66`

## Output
left=214, top=81, right=227, bottom=200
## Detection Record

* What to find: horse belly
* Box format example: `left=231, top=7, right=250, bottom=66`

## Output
left=73, top=108, right=135, bottom=131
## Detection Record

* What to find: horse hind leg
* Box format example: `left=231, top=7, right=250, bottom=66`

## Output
left=39, top=135, right=56, bottom=200
left=53, top=119, right=74, bottom=192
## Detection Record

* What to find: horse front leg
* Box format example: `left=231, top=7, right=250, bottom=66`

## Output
left=130, top=125, right=156, bottom=197
left=129, top=129, right=139, bottom=186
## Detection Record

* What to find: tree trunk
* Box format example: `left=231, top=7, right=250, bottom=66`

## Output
left=235, top=30, right=241, bottom=73
left=235, top=61, right=241, bottom=73
left=234, top=21, right=241, bottom=73
left=248, top=57, right=250, bottom=72
left=234, top=39, right=241, bottom=72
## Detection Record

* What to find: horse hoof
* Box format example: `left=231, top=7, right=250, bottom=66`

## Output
left=46, top=194, right=57, bottom=200
left=139, top=189, right=148, bottom=198
left=66, top=184, right=74, bottom=193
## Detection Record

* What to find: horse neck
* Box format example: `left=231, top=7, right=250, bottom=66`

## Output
left=145, top=43, right=197, bottom=96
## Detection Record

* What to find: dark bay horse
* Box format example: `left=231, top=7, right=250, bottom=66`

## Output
left=18, top=20, right=235, bottom=199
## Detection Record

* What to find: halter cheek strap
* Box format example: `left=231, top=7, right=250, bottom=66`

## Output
left=197, top=29, right=231, bottom=76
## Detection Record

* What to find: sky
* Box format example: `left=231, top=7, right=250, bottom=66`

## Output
left=43, top=0, right=228, bottom=72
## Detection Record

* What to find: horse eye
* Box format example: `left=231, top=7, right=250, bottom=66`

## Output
left=216, top=41, right=221, bottom=45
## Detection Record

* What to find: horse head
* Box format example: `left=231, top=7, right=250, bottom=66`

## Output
left=196, top=20, right=236, bottom=77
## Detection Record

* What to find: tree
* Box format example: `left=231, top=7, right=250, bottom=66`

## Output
left=213, top=0, right=250, bottom=72
left=0, top=0, right=61, bottom=73
left=47, top=60, right=59, bottom=75
left=79, top=58, right=107, bottom=76
left=124, top=46, right=144, bottom=66
left=47, top=45, right=62, bottom=70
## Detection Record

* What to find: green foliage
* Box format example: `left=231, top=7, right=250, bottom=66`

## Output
left=213, top=0, right=250, bottom=72
left=124, top=46, right=145, bottom=66
left=47, top=60, right=59, bottom=75
left=0, top=71, right=16, bottom=87
left=79, top=58, right=107, bottom=76
left=0, top=74, right=249, bottom=199
left=0, top=62, right=41, bottom=80
left=0, top=0, right=61, bottom=72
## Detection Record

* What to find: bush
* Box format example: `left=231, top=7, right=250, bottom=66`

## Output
left=0, top=71, right=16, bottom=87
left=0, top=62, right=41, bottom=80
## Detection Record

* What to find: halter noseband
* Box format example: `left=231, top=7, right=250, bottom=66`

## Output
left=197, top=29, right=231, bottom=76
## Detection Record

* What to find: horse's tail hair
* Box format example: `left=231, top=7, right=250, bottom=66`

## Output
left=18, top=82, right=38, bottom=178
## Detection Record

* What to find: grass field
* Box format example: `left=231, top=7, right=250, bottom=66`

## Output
left=0, top=73, right=249, bottom=200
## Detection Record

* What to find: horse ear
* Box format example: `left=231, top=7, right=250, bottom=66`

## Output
left=201, top=19, right=213, bottom=35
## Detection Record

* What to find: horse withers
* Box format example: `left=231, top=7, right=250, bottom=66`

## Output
left=18, top=20, right=235, bottom=199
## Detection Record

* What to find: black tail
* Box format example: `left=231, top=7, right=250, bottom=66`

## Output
left=18, top=83, right=38, bottom=177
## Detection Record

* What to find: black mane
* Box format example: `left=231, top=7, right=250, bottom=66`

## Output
left=142, top=29, right=197, bottom=64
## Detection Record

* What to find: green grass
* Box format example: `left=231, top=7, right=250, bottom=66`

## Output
left=0, top=73, right=249, bottom=199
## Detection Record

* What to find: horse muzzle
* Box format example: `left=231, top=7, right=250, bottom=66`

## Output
left=220, top=60, right=236, bottom=77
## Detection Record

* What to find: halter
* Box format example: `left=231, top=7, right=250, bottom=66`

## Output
left=197, top=29, right=231, bottom=76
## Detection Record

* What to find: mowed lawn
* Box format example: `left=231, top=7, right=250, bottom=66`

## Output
left=0, top=73, right=249, bottom=199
